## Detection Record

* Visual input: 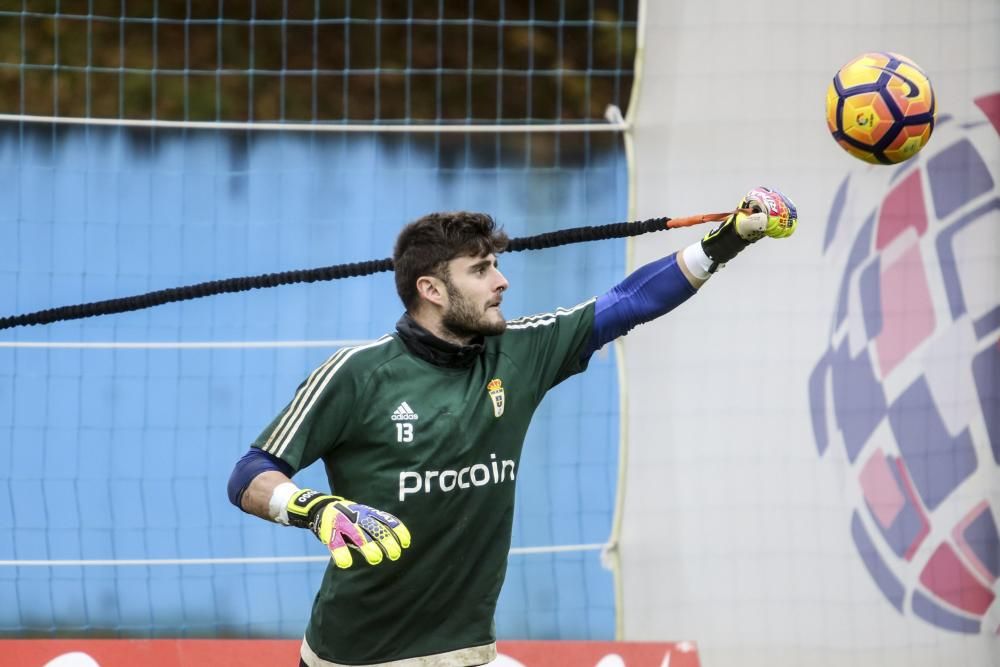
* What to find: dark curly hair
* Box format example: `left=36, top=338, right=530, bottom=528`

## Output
left=393, top=212, right=509, bottom=310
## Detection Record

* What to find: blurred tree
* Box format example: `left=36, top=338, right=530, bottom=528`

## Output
left=0, top=0, right=636, bottom=125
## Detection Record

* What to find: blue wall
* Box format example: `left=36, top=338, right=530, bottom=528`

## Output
left=0, top=124, right=626, bottom=638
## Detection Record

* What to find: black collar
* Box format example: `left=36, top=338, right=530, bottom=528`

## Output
left=395, top=313, right=484, bottom=369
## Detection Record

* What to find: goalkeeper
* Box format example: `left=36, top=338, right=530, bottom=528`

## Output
left=228, top=188, right=797, bottom=666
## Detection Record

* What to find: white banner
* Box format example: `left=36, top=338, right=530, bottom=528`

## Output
left=623, top=1, right=999, bottom=665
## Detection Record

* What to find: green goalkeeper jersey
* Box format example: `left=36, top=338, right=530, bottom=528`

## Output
left=253, top=300, right=596, bottom=666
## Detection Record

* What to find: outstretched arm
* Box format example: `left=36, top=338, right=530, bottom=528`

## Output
left=583, top=251, right=698, bottom=360
left=582, top=187, right=797, bottom=358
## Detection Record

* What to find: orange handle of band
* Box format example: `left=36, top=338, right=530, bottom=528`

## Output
left=665, top=208, right=754, bottom=229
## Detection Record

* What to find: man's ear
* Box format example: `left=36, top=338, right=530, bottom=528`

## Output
left=415, top=275, right=447, bottom=308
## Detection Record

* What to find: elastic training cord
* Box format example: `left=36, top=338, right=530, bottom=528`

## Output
left=0, top=211, right=740, bottom=330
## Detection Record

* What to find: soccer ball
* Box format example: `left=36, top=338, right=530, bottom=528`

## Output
left=810, top=93, right=999, bottom=634
left=826, top=52, right=936, bottom=164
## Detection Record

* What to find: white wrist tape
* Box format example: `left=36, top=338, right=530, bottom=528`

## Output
left=682, top=242, right=714, bottom=280
left=269, top=481, right=300, bottom=525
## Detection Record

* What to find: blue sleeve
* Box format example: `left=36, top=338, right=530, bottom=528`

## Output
left=227, top=448, right=295, bottom=510
left=581, top=252, right=697, bottom=361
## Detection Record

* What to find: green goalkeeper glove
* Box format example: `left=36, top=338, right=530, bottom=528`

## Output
left=701, top=186, right=798, bottom=272
left=286, top=489, right=411, bottom=569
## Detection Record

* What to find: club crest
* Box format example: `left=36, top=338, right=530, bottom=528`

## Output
left=486, top=378, right=505, bottom=418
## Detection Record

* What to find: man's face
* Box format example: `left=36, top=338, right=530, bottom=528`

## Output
left=440, top=253, right=509, bottom=339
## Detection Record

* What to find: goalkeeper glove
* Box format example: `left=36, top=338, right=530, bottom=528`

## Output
left=286, top=489, right=411, bottom=569
left=700, top=186, right=798, bottom=272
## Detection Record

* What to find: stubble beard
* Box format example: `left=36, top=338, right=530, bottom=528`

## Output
left=442, top=280, right=506, bottom=339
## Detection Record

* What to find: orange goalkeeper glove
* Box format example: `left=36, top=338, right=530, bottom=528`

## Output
left=701, top=186, right=798, bottom=272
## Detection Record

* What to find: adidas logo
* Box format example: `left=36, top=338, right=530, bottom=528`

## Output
left=391, top=401, right=419, bottom=421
